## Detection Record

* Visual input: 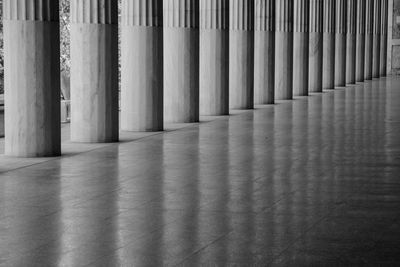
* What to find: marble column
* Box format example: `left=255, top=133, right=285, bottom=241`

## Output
left=254, top=0, right=275, bottom=104
left=334, top=0, right=347, bottom=87
left=200, top=0, right=229, bottom=115
left=121, top=0, right=163, bottom=131
left=3, top=0, right=61, bottom=157
left=355, top=0, right=366, bottom=82
left=365, top=0, right=374, bottom=80
left=346, top=0, right=357, bottom=84
left=164, top=0, right=200, bottom=122
left=275, top=0, right=294, bottom=100
left=70, top=0, right=119, bottom=142
left=372, top=0, right=381, bottom=78
left=229, top=0, right=255, bottom=109
left=380, top=0, right=389, bottom=76
left=293, top=0, right=310, bottom=97
left=309, top=0, right=323, bottom=93
left=323, top=0, right=335, bottom=90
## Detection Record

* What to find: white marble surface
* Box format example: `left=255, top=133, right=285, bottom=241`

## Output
left=70, top=24, right=119, bottom=143
left=275, top=32, right=294, bottom=100
left=309, top=32, right=323, bottom=92
left=3, top=21, right=61, bottom=157
left=372, top=34, right=382, bottom=78
left=365, top=33, right=374, bottom=80
left=356, top=34, right=366, bottom=82
left=346, top=33, right=357, bottom=84
left=293, top=32, right=309, bottom=96
left=323, top=34, right=335, bottom=90
left=200, top=30, right=229, bottom=115
left=121, top=27, right=164, bottom=131
left=164, top=28, right=200, bottom=123
left=229, top=31, right=254, bottom=109
left=254, top=31, right=274, bottom=104
left=335, top=33, right=347, bottom=87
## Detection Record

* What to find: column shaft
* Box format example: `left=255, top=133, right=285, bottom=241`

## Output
left=365, top=0, right=374, bottom=80
left=200, top=0, right=229, bottom=115
left=372, top=0, right=381, bottom=78
left=335, top=0, right=347, bottom=87
left=275, top=0, right=294, bottom=100
left=293, top=0, right=310, bottom=97
left=3, top=0, right=61, bottom=157
left=229, top=0, right=255, bottom=109
left=380, top=0, right=389, bottom=76
left=322, top=0, right=335, bottom=89
left=254, top=0, right=275, bottom=104
left=356, top=0, right=366, bottom=82
left=346, top=0, right=357, bottom=84
left=309, top=0, right=323, bottom=93
left=164, top=0, right=200, bottom=122
left=121, top=0, right=163, bottom=131
left=70, top=0, right=119, bottom=142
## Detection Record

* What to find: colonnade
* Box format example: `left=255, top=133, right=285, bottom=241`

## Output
left=2, top=0, right=390, bottom=157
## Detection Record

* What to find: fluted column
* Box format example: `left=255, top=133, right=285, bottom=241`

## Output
left=323, top=0, right=335, bottom=90
left=200, top=0, right=229, bottom=115
left=275, top=0, right=294, bottom=100
left=346, top=0, right=357, bottom=84
left=356, top=0, right=366, bottom=82
left=3, top=0, right=61, bottom=157
left=335, top=0, right=347, bottom=87
left=309, top=0, right=323, bottom=93
left=380, top=0, right=388, bottom=76
left=70, top=0, right=119, bottom=142
left=164, top=0, right=200, bottom=122
left=365, top=0, right=374, bottom=80
left=229, top=0, right=254, bottom=109
left=372, top=0, right=381, bottom=78
left=254, top=0, right=275, bottom=104
left=121, top=0, right=163, bottom=131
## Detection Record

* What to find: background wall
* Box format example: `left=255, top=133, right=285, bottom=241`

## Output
left=389, top=0, right=400, bottom=74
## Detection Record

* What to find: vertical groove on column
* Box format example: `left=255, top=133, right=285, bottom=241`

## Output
left=254, top=0, right=275, bottom=104
left=372, top=0, right=381, bottom=78
left=346, top=0, right=357, bottom=84
left=322, top=0, right=335, bottom=89
left=229, top=0, right=254, bottom=109
left=365, top=0, right=374, bottom=79
left=121, top=0, right=164, bottom=131
left=200, top=0, right=229, bottom=29
left=335, top=0, right=347, bottom=87
left=121, top=0, right=163, bottom=26
left=323, top=0, right=335, bottom=33
left=293, top=0, right=310, bottom=32
left=164, top=0, right=200, bottom=122
left=356, top=0, right=366, bottom=82
left=255, top=0, right=274, bottom=31
left=3, top=0, right=61, bottom=156
left=71, top=0, right=118, bottom=24
left=230, top=0, right=254, bottom=30
left=309, top=0, right=323, bottom=92
left=310, top=0, right=323, bottom=33
left=200, top=0, right=229, bottom=115
left=3, top=0, right=59, bottom=21
left=276, top=0, right=293, bottom=32
left=275, top=0, right=294, bottom=100
left=70, top=0, right=119, bottom=142
left=293, top=0, right=310, bottom=96
left=380, top=0, right=388, bottom=76
left=164, top=0, right=199, bottom=28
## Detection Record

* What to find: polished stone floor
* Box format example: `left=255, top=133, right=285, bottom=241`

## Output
left=1, top=77, right=400, bottom=266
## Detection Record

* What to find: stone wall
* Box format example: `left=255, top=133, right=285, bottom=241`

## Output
left=390, top=0, right=400, bottom=74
